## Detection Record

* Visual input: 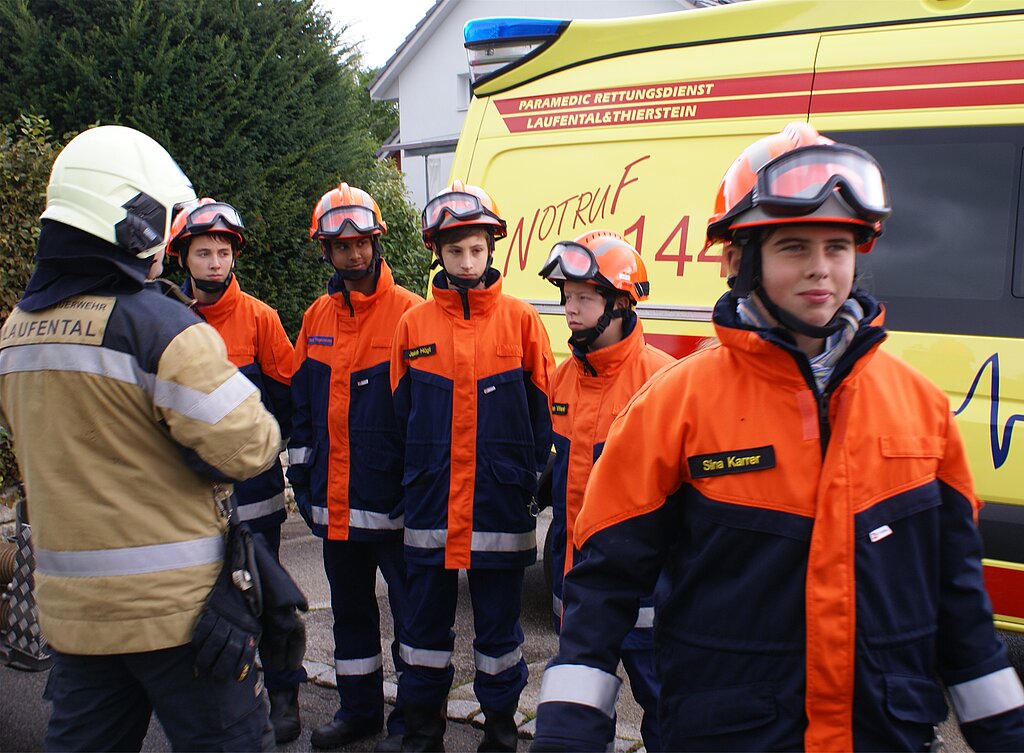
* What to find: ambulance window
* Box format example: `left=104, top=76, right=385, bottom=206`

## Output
left=829, top=127, right=1023, bottom=338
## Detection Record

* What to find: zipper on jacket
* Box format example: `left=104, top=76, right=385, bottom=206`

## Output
left=457, top=288, right=471, bottom=320
left=339, top=286, right=355, bottom=317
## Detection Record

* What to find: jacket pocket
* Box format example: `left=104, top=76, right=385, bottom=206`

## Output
left=884, top=674, right=947, bottom=724
left=667, top=683, right=777, bottom=737
left=880, top=435, right=946, bottom=459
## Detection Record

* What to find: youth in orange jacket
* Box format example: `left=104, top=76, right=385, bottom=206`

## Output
left=391, top=182, right=555, bottom=752
left=540, top=230, right=672, bottom=752
left=532, top=124, right=1024, bottom=752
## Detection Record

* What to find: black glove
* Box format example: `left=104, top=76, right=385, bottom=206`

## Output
left=294, top=488, right=314, bottom=530
left=260, top=606, right=307, bottom=672
left=192, top=522, right=263, bottom=681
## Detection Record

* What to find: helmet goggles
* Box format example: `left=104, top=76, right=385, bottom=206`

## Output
left=179, top=200, right=245, bottom=235
left=422, top=191, right=504, bottom=234
left=753, top=144, right=890, bottom=222
left=539, top=241, right=600, bottom=282
left=315, top=204, right=382, bottom=238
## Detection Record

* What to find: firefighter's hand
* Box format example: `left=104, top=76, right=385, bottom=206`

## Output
left=294, top=488, right=314, bottom=530
left=260, top=606, right=306, bottom=672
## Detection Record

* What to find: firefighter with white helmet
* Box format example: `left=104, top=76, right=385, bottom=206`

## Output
left=532, top=123, right=1024, bottom=751
left=0, top=125, right=282, bottom=750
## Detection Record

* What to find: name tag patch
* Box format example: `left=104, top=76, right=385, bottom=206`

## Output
left=308, top=335, right=333, bottom=346
left=404, top=343, right=437, bottom=360
left=552, top=403, right=569, bottom=416
left=688, top=445, right=776, bottom=478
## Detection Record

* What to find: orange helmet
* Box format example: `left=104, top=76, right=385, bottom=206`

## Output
left=704, top=122, right=890, bottom=253
left=421, top=180, right=506, bottom=249
left=310, top=183, right=386, bottom=240
left=539, top=229, right=650, bottom=304
left=167, top=197, right=245, bottom=260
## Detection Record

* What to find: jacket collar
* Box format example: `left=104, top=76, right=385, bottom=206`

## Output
left=712, top=289, right=887, bottom=391
left=328, top=258, right=397, bottom=314
left=188, top=274, right=241, bottom=323
left=570, top=313, right=645, bottom=378
left=431, top=268, right=502, bottom=320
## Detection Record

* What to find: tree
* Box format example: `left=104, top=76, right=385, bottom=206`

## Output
left=0, top=0, right=427, bottom=334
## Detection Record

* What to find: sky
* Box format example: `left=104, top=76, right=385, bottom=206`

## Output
left=316, top=0, right=438, bottom=69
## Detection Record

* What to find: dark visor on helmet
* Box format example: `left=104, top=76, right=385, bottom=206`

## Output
left=539, top=241, right=599, bottom=282
left=316, top=205, right=380, bottom=237
left=182, top=201, right=245, bottom=234
left=753, top=144, right=891, bottom=222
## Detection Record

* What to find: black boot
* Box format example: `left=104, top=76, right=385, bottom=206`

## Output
left=401, top=705, right=446, bottom=752
left=269, top=686, right=302, bottom=743
left=477, top=705, right=518, bottom=752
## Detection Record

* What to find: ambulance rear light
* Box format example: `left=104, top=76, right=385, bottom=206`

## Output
left=464, top=17, right=567, bottom=84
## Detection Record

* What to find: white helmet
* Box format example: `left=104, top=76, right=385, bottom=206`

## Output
left=40, top=125, right=196, bottom=259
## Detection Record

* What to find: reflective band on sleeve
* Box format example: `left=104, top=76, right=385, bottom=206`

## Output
left=471, top=530, right=536, bottom=552
left=236, top=493, right=286, bottom=521
left=35, top=535, right=224, bottom=577
left=405, top=528, right=447, bottom=549
left=335, top=654, right=383, bottom=676
left=635, top=607, right=654, bottom=629
left=475, top=647, right=523, bottom=675
left=288, top=447, right=312, bottom=465
left=949, top=667, right=1024, bottom=723
left=538, top=664, right=621, bottom=719
left=312, top=506, right=329, bottom=526
left=399, top=642, right=452, bottom=669
left=154, top=371, right=257, bottom=425
left=552, top=594, right=562, bottom=617
left=350, top=509, right=404, bottom=530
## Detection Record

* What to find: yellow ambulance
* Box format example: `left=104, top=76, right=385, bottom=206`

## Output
left=453, top=0, right=1024, bottom=631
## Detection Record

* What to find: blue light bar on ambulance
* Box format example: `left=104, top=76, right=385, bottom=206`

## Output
left=464, top=17, right=568, bottom=83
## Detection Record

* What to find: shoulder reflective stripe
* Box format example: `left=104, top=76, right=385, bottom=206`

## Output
left=635, top=607, right=654, bottom=629
left=399, top=642, right=452, bottom=669
left=153, top=371, right=257, bottom=425
left=335, top=654, right=383, bottom=677
left=538, top=664, right=621, bottom=719
left=288, top=447, right=312, bottom=465
left=312, top=506, right=329, bottom=526
left=949, top=667, right=1024, bottom=723
left=350, top=509, right=404, bottom=530
left=475, top=647, right=522, bottom=675
left=405, top=528, right=447, bottom=548
left=0, top=343, right=151, bottom=387
left=236, top=493, right=286, bottom=521
left=35, top=535, right=224, bottom=577
left=471, top=530, right=536, bottom=552
left=552, top=594, right=562, bottom=617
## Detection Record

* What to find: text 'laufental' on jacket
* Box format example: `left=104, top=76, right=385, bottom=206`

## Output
left=548, top=315, right=673, bottom=635
left=0, top=285, right=281, bottom=656
left=534, top=291, right=1024, bottom=752
left=189, top=275, right=294, bottom=532
left=391, top=269, right=555, bottom=570
left=288, top=259, right=423, bottom=541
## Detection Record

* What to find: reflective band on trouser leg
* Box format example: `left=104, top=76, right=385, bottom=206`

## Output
left=235, top=493, right=286, bottom=521
left=538, top=664, right=621, bottom=719
left=35, top=535, right=224, bottom=576
left=335, top=654, right=384, bottom=676
left=399, top=643, right=453, bottom=670
left=350, top=509, right=404, bottom=531
left=287, top=447, right=312, bottom=465
left=475, top=647, right=523, bottom=676
left=949, top=667, right=1024, bottom=722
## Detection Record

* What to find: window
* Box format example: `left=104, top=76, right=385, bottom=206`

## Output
left=830, top=126, right=1024, bottom=337
left=456, top=73, right=471, bottom=112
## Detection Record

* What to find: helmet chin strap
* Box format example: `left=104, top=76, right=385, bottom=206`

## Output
left=443, top=253, right=493, bottom=291
left=191, top=268, right=233, bottom=295
left=729, top=232, right=843, bottom=339
left=568, top=292, right=628, bottom=353
left=327, top=237, right=382, bottom=281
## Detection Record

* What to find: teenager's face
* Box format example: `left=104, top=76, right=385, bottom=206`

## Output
left=563, top=281, right=607, bottom=331
left=757, top=224, right=857, bottom=328
left=187, top=234, right=234, bottom=284
left=439, top=231, right=490, bottom=287
left=327, top=236, right=374, bottom=273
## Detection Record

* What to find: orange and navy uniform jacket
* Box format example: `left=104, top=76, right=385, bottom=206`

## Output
left=534, top=290, right=1024, bottom=753
left=390, top=268, right=555, bottom=570
left=186, top=275, right=294, bottom=532
left=288, top=260, right=422, bottom=541
left=548, top=314, right=672, bottom=642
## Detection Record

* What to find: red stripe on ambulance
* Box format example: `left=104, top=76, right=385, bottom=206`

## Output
left=983, top=563, right=1024, bottom=623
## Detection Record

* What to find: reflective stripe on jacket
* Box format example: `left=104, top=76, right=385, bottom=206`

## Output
left=391, top=269, right=555, bottom=569
left=190, top=275, right=293, bottom=531
left=534, top=290, right=1024, bottom=752
left=288, top=260, right=422, bottom=541
left=0, top=286, right=281, bottom=655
